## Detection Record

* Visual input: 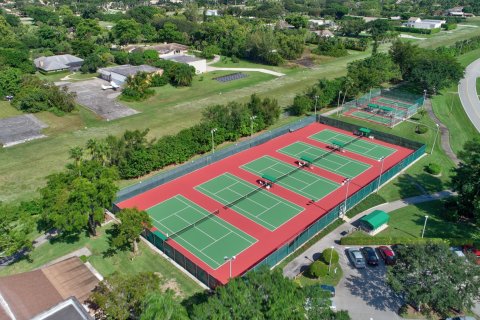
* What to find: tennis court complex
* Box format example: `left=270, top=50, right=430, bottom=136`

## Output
left=196, top=173, right=303, bottom=231
left=278, top=141, right=371, bottom=178
left=309, top=129, right=396, bottom=160
left=242, top=156, right=340, bottom=201
left=147, top=195, right=257, bottom=269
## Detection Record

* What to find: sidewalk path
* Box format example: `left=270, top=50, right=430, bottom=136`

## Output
left=207, top=55, right=221, bottom=65
left=282, top=189, right=456, bottom=279
left=425, top=99, right=460, bottom=165
left=458, top=58, right=480, bottom=133
left=206, top=66, right=285, bottom=77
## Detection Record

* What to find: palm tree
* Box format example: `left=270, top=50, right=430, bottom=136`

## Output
left=68, top=147, right=83, bottom=176
left=140, top=292, right=189, bottom=320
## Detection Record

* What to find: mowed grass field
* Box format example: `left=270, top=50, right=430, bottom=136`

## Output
left=0, top=224, right=203, bottom=298
left=2, top=22, right=480, bottom=204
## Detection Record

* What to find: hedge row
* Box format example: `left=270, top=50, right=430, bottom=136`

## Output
left=394, top=26, right=441, bottom=34
left=340, top=235, right=474, bottom=246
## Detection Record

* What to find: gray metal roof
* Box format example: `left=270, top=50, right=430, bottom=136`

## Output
left=163, top=55, right=205, bottom=63
left=34, top=55, right=84, bottom=71
left=99, top=64, right=160, bottom=77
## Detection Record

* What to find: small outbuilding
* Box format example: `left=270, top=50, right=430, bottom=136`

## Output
left=360, top=210, right=390, bottom=235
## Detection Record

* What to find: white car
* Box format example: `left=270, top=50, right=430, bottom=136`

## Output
left=347, top=248, right=366, bottom=269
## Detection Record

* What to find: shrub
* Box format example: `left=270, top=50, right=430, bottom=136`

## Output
left=321, top=248, right=339, bottom=264
left=150, top=74, right=168, bottom=87
left=231, top=55, right=240, bottom=63
left=443, top=23, right=457, bottom=30
left=425, top=163, right=441, bottom=175
left=308, top=261, right=328, bottom=278
left=415, top=125, right=428, bottom=134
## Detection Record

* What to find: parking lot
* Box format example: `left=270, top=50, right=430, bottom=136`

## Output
left=333, top=246, right=404, bottom=320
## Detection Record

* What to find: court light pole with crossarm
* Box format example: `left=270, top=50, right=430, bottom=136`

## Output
left=421, top=215, right=429, bottom=238
left=224, top=255, right=236, bottom=278
left=250, top=115, right=257, bottom=137
left=211, top=128, right=217, bottom=154
left=314, top=95, right=319, bottom=116
left=431, top=123, right=440, bottom=154
left=376, top=156, right=385, bottom=193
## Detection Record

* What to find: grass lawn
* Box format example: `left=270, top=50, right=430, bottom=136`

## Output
left=416, top=18, right=480, bottom=49
left=0, top=224, right=203, bottom=298
left=331, top=112, right=454, bottom=201
left=378, top=200, right=478, bottom=239
left=0, top=101, right=22, bottom=119
left=37, top=71, right=98, bottom=83
left=211, top=56, right=296, bottom=74
left=296, top=262, right=343, bottom=287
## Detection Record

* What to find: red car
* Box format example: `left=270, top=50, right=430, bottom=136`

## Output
left=463, top=245, right=480, bottom=264
left=377, top=246, right=396, bottom=265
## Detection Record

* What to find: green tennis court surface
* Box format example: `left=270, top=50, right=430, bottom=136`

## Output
left=350, top=110, right=392, bottom=125
left=309, top=129, right=396, bottom=160
left=147, top=195, right=256, bottom=269
left=377, top=98, right=413, bottom=109
left=196, top=173, right=303, bottom=231
left=241, top=156, right=340, bottom=201
left=278, top=142, right=371, bottom=178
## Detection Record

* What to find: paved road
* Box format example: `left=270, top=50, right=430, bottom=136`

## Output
left=458, top=58, right=480, bottom=133
left=206, top=66, right=285, bottom=77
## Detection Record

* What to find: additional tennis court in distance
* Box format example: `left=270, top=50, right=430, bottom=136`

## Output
left=196, top=173, right=303, bottom=231
left=278, top=141, right=371, bottom=178
left=147, top=195, right=257, bottom=269
left=309, top=129, right=397, bottom=160
left=376, top=97, right=414, bottom=110
left=349, top=110, right=392, bottom=125
left=241, top=156, right=340, bottom=201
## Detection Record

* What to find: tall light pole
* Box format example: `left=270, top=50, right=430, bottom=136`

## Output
left=423, top=89, right=427, bottom=108
left=342, top=178, right=350, bottom=216
left=337, top=91, right=342, bottom=108
left=250, top=115, right=257, bottom=137
left=314, top=95, right=319, bottom=116
left=376, top=156, right=385, bottom=193
left=421, top=215, right=429, bottom=238
left=328, top=245, right=334, bottom=274
left=224, top=255, right=236, bottom=278
left=431, top=123, right=440, bottom=154
left=210, top=128, right=217, bottom=154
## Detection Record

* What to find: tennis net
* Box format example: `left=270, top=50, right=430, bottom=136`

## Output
left=223, top=186, right=264, bottom=209
left=168, top=209, right=220, bottom=239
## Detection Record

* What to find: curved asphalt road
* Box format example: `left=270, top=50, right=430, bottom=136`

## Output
left=458, top=58, right=480, bottom=133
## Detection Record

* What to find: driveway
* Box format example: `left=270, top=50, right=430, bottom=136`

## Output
left=458, top=58, right=480, bottom=132
left=335, top=247, right=404, bottom=320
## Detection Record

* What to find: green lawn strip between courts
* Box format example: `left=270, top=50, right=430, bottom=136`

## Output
left=195, top=173, right=303, bottom=231
left=146, top=195, right=256, bottom=269
left=309, top=129, right=396, bottom=160
left=277, top=141, right=370, bottom=179
left=0, top=224, right=203, bottom=298
left=349, top=110, right=393, bottom=125
left=241, top=156, right=340, bottom=201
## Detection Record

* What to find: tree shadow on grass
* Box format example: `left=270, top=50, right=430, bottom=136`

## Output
left=102, top=225, right=130, bottom=258
left=48, top=230, right=84, bottom=245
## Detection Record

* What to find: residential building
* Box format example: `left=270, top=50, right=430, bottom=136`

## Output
left=162, top=55, right=207, bottom=74
left=205, top=9, right=219, bottom=16
left=403, top=17, right=446, bottom=29
left=308, top=19, right=334, bottom=28
left=34, top=54, right=84, bottom=73
left=98, top=64, right=163, bottom=85
left=312, top=29, right=334, bottom=38
left=124, top=43, right=189, bottom=58
left=0, top=257, right=100, bottom=320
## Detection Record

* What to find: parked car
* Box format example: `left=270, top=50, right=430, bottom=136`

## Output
left=320, top=284, right=335, bottom=297
left=445, top=316, right=476, bottom=320
left=377, top=246, right=396, bottom=265
left=361, top=246, right=379, bottom=266
left=450, top=246, right=466, bottom=259
left=347, top=248, right=366, bottom=268
left=463, top=245, right=480, bottom=264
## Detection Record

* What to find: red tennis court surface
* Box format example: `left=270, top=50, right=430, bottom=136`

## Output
left=117, top=123, right=414, bottom=285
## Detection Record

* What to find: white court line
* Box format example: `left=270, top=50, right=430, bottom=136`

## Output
left=200, top=231, right=233, bottom=252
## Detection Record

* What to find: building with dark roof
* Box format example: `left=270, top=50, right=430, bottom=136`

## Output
left=0, top=257, right=99, bottom=320
left=34, top=55, right=84, bottom=73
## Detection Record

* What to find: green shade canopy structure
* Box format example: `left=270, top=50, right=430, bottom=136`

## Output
left=154, top=230, right=168, bottom=241
left=262, top=173, right=277, bottom=183
left=331, top=140, right=346, bottom=148
left=367, top=103, right=380, bottom=109
left=300, top=155, right=316, bottom=164
left=359, top=127, right=371, bottom=135
left=379, top=105, right=395, bottom=112
left=360, top=210, right=389, bottom=230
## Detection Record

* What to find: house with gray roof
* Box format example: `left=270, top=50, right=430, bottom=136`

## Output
left=98, top=64, right=163, bottom=85
left=34, top=54, right=84, bottom=73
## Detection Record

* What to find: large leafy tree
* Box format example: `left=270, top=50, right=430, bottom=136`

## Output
left=90, top=272, right=161, bottom=320
left=451, top=139, right=480, bottom=223
left=40, top=160, right=119, bottom=236
left=388, top=242, right=480, bottom=317
left=110, top=208, right=152, bottom=254
left=140, top=291, right=188, bottom=320
left=367, top=19, right=393, bottom=53
left=111, top=19, right=141, bottom=45
left=0, top=203, right=34, bottom=258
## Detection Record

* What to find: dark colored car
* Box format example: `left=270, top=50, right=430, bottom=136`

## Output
left=377, top=246, right=396, bottom=265
left=320, top=284, right=335, bottom=297
left=361, top=247, right=379, bottom=266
